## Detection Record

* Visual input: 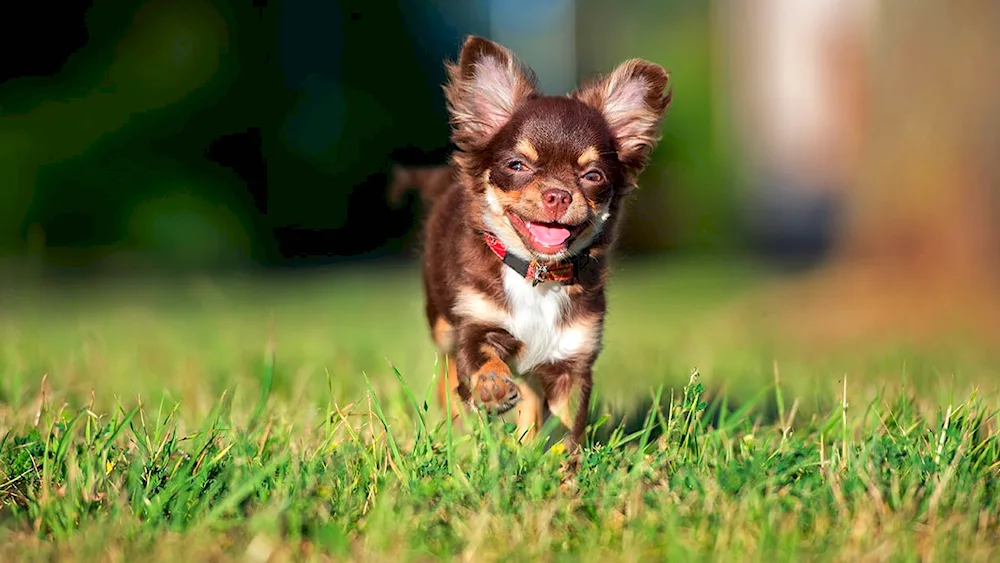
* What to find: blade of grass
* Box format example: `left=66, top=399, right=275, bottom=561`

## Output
left=362, top=372, right=407, bottom=482
left=249, top=342, right=275, bottom=431
left=389, top=361, right=432, bottom=452
left=203, top=453, right=289, bottom=526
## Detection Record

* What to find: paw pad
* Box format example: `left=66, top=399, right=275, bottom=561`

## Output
left=473, top=371, right=521, bottom=414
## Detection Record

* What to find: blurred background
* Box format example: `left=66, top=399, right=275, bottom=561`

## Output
left=1, top=0, right=999, bottom=412
left=2, top=0, right=996, bottom=276
left=0, top=0, right=858, bottom=272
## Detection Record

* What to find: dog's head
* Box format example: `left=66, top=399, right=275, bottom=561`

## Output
left=443, top=36, right=671, bottom=262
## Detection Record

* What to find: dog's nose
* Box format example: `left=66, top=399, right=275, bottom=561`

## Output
left=541, top=188, right=572, bottom=218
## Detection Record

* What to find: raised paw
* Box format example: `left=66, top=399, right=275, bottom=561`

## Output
left=470, top=367, right=521, bottom=414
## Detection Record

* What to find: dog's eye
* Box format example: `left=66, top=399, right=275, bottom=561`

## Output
left=508, top=160, right=526, bottom=172
left=582, top=170, right=604, bottom=183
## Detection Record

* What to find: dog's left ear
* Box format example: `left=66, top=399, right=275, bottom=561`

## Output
left=573, top=59, right=672, bottom=181
left=444, top=36, right=539, bottom=153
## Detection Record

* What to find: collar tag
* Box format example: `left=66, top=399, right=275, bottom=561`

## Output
left=530, top=263, right=548, bottom=286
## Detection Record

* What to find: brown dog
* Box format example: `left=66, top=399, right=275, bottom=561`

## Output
left=411, top=36, right=671, bottom=450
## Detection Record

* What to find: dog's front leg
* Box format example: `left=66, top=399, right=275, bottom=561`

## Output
left=546, top=363, right=594, bottom=453
left=455, top=324, right=523, bottom=414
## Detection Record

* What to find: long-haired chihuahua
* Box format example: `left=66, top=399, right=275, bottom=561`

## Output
left=407, top=36, right=671, bottom=451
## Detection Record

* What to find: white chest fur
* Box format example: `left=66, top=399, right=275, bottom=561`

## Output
left=501, top=267, right=591, bottom=374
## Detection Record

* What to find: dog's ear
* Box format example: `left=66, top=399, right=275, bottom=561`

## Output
left=444, top=36, right=539, bottom=152
left=573, top=59, right=671, bottom=180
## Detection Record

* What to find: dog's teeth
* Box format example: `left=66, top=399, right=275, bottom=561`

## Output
left=525, top=221, right=533, bottom=228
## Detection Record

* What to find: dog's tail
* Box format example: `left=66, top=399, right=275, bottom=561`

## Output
left=388, top=164, right=456, bottom=207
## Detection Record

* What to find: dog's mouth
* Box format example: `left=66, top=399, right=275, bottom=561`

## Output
left=505, top=211, right=585, bottom=255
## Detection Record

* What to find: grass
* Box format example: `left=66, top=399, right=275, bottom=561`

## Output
left=1, top=257, right=1000, bottom=561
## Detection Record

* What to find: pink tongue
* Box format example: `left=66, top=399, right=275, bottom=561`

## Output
left=527, top=223, right=571, bottom=247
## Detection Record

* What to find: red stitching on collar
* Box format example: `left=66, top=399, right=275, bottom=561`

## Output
left=483, top=232, right=507, bottom=260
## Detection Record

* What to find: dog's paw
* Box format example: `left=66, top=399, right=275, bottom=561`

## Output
left=471, top=367, right=521, bottom=414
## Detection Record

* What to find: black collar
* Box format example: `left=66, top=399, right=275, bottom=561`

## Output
left=483, top=232, right=587, bottom=286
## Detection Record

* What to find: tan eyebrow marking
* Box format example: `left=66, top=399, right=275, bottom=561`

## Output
left=515, top=138, right=539, bottom=162
left=577, top=145, right=600, bottom=167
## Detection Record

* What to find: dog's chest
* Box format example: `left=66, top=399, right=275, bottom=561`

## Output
left=501, top=267, right=588, bottom=374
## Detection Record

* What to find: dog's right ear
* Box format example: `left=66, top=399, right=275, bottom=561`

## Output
left=444, top=36, right=538, bottom=152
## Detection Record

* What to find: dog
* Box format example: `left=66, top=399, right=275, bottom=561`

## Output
left=408, top=36, right=671, bottom=450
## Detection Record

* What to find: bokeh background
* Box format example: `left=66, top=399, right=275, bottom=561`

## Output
left=2, top=0, right=999, bottom=416
left=0, top=0, right=866, bottom=272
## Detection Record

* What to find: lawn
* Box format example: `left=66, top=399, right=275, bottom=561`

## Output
left=1, top=257, right=999, bottom=561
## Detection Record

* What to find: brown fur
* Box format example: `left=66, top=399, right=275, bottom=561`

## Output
left=388, top=164, right=455, bottom=206
left=412, top=36, right=671, bottom=450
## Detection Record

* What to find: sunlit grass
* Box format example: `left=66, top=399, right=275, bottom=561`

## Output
left=2, top=258, right=999, bottom=561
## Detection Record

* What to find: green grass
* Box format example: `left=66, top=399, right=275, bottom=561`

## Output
left=1, top=258, right=1000, bottom=561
